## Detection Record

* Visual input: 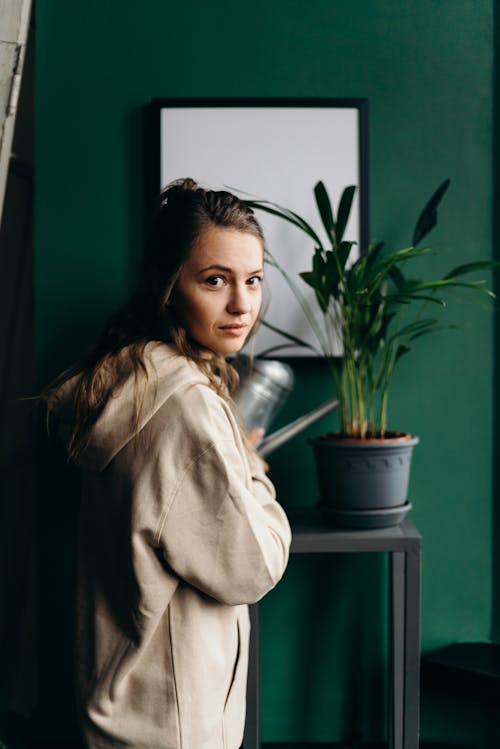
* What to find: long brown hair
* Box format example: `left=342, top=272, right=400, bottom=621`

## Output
left=45, top=178, right=265, bottom=460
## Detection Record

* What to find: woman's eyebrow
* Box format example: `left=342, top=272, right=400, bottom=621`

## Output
left=197, top=264, right=264, bottom=275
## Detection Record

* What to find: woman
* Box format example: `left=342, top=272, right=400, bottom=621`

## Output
left=46, top=179, right=291, bottom=749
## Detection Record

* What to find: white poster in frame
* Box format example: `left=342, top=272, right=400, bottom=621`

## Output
left=152, top=98, right=369, bottom=357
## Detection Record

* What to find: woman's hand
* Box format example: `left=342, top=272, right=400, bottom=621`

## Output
left=248, top=427, right=265, bottom=446
left=247, top=427, right=269, bottom=473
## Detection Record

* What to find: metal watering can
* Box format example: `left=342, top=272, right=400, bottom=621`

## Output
left=232, top=355, right=339, bottom=457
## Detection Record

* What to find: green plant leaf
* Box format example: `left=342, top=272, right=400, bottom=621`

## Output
left=245, top=199, right=324, bottom=248
left=375, top=245, right=431, bottom=268
left=315, top=289, right=328, bottom=314
left=408, top=323, right=453, bottom=341
left=388, top=265, right=406, bottom=290
left=313, top=247, right=326, bottom=277
left=300, top=268, right=330, bottom=311
left=411, top=279, right=495, bottom=297
left=314, top=288, right=329, bottom=313
left=325, top=250, right=340, bottom=287
left=338, top=241, right=356, bottom=270
left=443, top=260, right=500, bottom=280
left=387, top=293, right=446, bottom=306
left=336, top=185, right=357, bottom=244
left=314, top=181, right=336, bottom=242
left=300, top=271, right=319, bottom=290
left=389, top=318, right=439, bottom=341
left=366, top=241, right=385, bottom=267
left=260, top=319, right=321, bottom=354
left=345, top=258, right=366, bottom=294
left=364, top=247, right=431, bottom=298
left=395, top=343, right=412, bottom=362
left=379, top=311, right=397, bottom=340
left=412, top=178, right=450, bottom=246
left=324, top=246, right=350, bottom=295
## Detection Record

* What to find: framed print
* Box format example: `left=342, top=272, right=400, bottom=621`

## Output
left=150, top=97, right=369, bottom=357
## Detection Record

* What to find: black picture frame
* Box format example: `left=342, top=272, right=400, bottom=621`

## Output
left=149, top=97, right=369, bottom=357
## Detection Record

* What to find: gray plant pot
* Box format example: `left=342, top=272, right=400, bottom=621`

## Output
left=309, top=433, right=419, bottom=529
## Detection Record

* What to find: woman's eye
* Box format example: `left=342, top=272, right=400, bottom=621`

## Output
left=247, top=276, right=263, bottom=287
left=205, top=275, right=225, bottom=288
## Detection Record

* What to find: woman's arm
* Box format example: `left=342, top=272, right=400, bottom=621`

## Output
left=152, top=386, right=291, bottom=605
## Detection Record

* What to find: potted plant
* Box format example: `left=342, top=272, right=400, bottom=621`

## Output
left=244, top=180, right=498, bottom=528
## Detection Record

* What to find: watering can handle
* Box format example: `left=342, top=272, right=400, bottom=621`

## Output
left=257, top=398, right=340, bottom=458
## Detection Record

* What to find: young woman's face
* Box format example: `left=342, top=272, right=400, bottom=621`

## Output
left=172, top=226, right=264, bottom=356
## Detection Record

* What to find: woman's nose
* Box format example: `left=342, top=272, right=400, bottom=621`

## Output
left=227, top=284, right=252, bottom=314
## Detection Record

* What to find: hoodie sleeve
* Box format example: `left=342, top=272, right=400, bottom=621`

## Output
left=152, top=386, right=291, bottom=606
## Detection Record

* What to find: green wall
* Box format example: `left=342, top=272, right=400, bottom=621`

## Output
left=36, top=1, right=495, bottom=744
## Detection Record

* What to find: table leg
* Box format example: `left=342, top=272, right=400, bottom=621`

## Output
left=243, top=603, right=260, bottom=749
left=390, top=551, right=405, bottom=749
left=403, top=544, right=421, bottom=749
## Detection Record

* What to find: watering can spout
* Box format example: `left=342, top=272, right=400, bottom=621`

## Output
left=232, top=355, right=339, bottom=457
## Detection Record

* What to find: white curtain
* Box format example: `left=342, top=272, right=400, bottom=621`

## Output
left=0, top=19, right=36, bottom=717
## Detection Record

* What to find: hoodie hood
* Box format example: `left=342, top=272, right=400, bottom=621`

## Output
left=53, top=343, right=208, bottom=472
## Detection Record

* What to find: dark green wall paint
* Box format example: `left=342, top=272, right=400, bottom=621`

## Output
left=36, top=1, right=494, bottom=744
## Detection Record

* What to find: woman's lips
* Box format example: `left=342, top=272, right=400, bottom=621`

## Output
left=219, top=324, right=248, bottom=336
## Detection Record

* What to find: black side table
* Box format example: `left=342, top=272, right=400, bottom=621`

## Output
left=243, top=510, right=422, bottom=749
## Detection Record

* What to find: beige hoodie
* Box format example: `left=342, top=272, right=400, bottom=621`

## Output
left=56, top=343, right=291, bottom=749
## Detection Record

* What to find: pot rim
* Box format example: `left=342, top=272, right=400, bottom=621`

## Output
left=309, top=432, right=420, bottom=448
